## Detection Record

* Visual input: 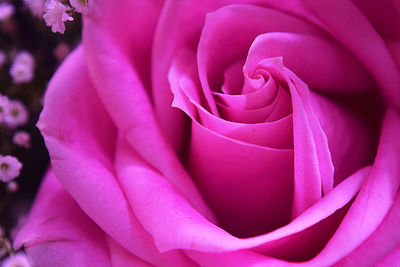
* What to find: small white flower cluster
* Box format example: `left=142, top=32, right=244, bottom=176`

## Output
left=0, top=95, right=29, bottom=129
left=0, top=3, right=14, bottom=21
left=0, top=95, right=29, bottom=185
left=0, top=155, right=22, bottom=183
left=9, top=51, right=35, bottom=84
left=0, top=50, right=35, bottom=84
left=42, top=0, right=92, bottom=34
left=1, top=252, right=32, bottom=267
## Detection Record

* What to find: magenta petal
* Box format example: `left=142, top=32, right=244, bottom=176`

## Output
left=375, top=246, right=400, bottom=267
left=246, top=32, right=375, bottom=93
left=152, top=0, right=233, bottom=150
left=214, top=74, right=278, bottom=110
left=169, top=49, right=293, bottom=149
left=14, top=171, right=111, bottom=267
left=249, top=59, right=336, bottom=215
left=302, top=0, right=400, bottom=110
left=186, top=250, right=289, bottom=267
left=114, top=136, right=239, bottom=252
left=307, top=109, right=400, bottom=266
left=335, top=192, right=400, bottom=266
left=310, top=92, right=376, bottom=185
left=189, top=120, right=294, bottom=237
left=36, top=47, right=197, bottom=266
left=83, top=16, right=213, bottom=221
left=115, top=126, right=369, bottom=254
left=197, top=4, right=325, bottom=115
left=352, top=0, right=400, bottom=38
left=220, top=59, right=245, bottom=95
left=106, top=237, right=155, bottom=267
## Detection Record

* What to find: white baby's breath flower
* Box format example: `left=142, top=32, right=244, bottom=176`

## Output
left=1, top=252, right=32, bottom=267
left=43, top=0, right=73, bottom=34
left=0, top=155, right=22, bottom=183
left=69, top=0, right=92, bottom=14
left=0, top=3, right=14, bottom=21
left=14, top=51, right=35, bottom=67
left=13, top=131, right=31, bottom=149
left=9, top=51, right=35, bottom=84
left=9, top=63, right=34, bottom=84
left=5, top=100, right=29, bottom=128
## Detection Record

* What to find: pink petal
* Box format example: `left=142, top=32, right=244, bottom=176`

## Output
left=310, top=92, right=377, bottom=185
left=214, top=72, right=278, bottom=110
left=106, top=237, right=159, bottom=267
left=335, top=192, right=400, bottom=266
left=197, top=4, right=326, bottom=115
left=152, top=0, right=229, bottom=151
left=216, top=87, right=291, bottom=124
left=306, top=109, right=400, bottom=266
left=302, top=0, right=400, bottom=110
left=14, top=171, right=111, bottom=267
left=245, top=32, right=375, bottom=93
left=375, top=246, right=400, bottom=267
left=169, top=48, right=293, bottom=149
left=115, top=124, right=368, bottom=255
left=83, top=6, right=214, bottom=221
left=37, top=47, right=197, bottom=266
left=188, top=119, right=294, bottom=237
left=352, top=0, right=400, bottom=38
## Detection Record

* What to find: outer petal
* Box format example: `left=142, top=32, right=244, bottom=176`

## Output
left=36, top=47, right=195, bottom=266
left=305, top=109, right=400, bottom=266
left=335, top=192, right=400, bottom=266
left=375, top=246, right=400, bottom=267
left=301, top=0, right=400, bottom=110
left=14, top=171, right=111, bottom=267
left=83, top=3, right=214, bottom=221
left=352, top=0, right=400, bottom=38
left=115, top=126, right=369, bottom=259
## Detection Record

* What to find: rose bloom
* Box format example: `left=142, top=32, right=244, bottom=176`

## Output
left=15, top=0, right=400, bottom=266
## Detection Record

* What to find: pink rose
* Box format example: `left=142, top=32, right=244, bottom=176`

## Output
left=15, top=0, right=400, bottom=266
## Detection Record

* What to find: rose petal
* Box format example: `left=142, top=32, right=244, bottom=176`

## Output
left=189, top=119, right=294, bottom=237
left=116, top=129, right=368, bottom=256
left=375, top=246, right=400, bottom=267
left=310, top=92, right=377, bottom=185
left=334, top=192, right=400, bottom=266
left=245, top=32, right=375, bottom=93
left=169, top=49, right=293, bottom=149
left=214, top=72, right=278, bottom=110
left=302, top=0, right=400, bottom=110
left=106, top=237, right=159, bottom=267
left=306, top=109, right=400, bottom=266
left=220, top=59, right=245, bottom=95
left=14, top=171, right=112, bottom=267
left=83, top=8, right=214, bottom=221
left=197, top=4, right=326, bottom=115
left=152, top=0, right=233, bottom=151
left=352, top=0, right=400, bottom=38
left=216, top=87, right=291, bottom=124
left=245, top=58, right=334, bottom=215
left=36, top=47, right=197, bottom=266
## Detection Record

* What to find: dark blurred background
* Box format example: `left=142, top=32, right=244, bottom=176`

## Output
left=0, top=0, right=81, bottom=242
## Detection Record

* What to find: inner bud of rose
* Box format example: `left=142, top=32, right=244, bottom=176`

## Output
left=213, top=57, right=293, bottom=126
left=170, top=50, right=302, bottom=237
left=170, top=5, right=378, bottom=239
left=188, top=56, right=297, bottom=238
